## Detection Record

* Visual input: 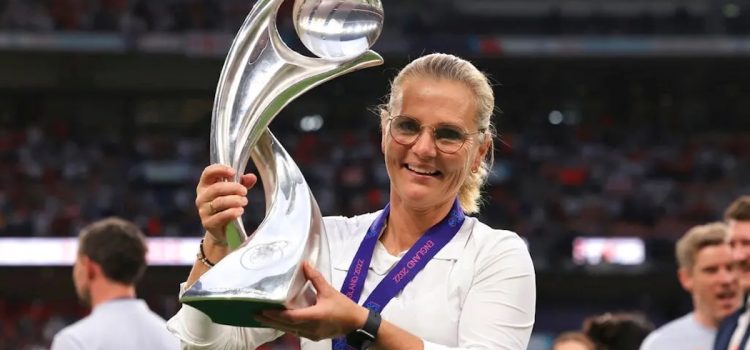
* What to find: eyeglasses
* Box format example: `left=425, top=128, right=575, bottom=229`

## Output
left=387, top=115, right=485, bottom=154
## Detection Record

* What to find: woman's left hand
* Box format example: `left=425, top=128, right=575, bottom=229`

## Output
left=256, top=262, right=368, bottom=341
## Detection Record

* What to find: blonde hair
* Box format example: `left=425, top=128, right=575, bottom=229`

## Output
left=379, top=53, right=496, bottom=214
left=675, top=222, right=729, bottom=270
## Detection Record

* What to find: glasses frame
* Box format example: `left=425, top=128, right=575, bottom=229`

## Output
left=386, top=115, right=486, bottom=154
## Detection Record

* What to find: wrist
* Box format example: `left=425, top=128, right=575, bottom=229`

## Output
left=202, top=234, right=230, bottom=262
left=204, top=230, right=228, bottom=246
left=349, top=305, right=370, bottom=333
left=346, top=308, right=381, bottom=350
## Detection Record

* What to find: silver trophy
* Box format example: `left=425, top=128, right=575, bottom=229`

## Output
left=179, top=0, right=383, bottom=327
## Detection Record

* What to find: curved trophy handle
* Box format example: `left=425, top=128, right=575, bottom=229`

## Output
left=210, top=0, right=384, bottom=248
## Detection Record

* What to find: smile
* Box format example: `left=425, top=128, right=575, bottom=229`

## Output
left=405, top=164, right=441, bottom=176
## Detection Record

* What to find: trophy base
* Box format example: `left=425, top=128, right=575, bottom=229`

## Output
left=184, top=299, right=286, bottom=328
left=182, top=284, right=317, bottom=327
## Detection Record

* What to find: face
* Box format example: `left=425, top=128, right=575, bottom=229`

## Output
left=553, top=341, right=591, bottom=350
left=72, top=254, right=92, bottom=307
left=729, top=220, right=750, bottom=292
left=680, top=244, right=740, bottom=325
left=382, top=76, right=489, bottom=211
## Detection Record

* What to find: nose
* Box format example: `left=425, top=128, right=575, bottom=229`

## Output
left=720, top=267, right=737, bottom=284
left=410, top=128, right=437, bottom=158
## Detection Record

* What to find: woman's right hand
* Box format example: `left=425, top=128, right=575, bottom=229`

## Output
left=195, top=164, right=258, bottom=243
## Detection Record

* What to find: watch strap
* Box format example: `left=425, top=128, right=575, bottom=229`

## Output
left=346, top=309, right=381, bottom=350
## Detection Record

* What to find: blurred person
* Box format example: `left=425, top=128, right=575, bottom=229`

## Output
left=583, top=312, right=654, bottom=350
left=51, top=217, right=180, bottom=350
left=640, top=222, right=739, bottom=350
left=553, top=331, right=595, bottom=350
left=714, top=196, right=750, bottom=350
left=167, top=53, right=536, bottom=349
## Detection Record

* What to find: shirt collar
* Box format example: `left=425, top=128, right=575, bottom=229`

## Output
left=332, top=215, right=474, bottom=272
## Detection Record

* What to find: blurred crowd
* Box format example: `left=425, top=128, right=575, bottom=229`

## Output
left=1, top=106, right=748, bottom=268
left=1, top=0, right=749, bottom=35
left=0, top=0, right=252, bottom=33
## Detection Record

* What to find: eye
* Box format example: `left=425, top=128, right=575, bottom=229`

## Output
left=394, top=118, right=421, bottom=134
left=435, top=126, right=464, bottom=142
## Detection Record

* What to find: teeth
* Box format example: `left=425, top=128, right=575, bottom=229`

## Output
left=407, top=165, right=437, bottom=175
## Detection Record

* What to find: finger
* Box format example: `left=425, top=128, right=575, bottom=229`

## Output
left=266, top=306, right=321, bottom=324
left=255, top=314, right=306, bottom=335
left=303, top=262, right=332, bottom=294
left=197, top=164, right=236, bottom=189
left=202, top=207, right=244, bottom=231
left=201, top=195, right=248, bottom=215
left=256, top=319, right=293, bottom=334
left=262, top=309, right=307, bottom=325
left=195, top=182, right=248, bottom=209
left=240, top=173, right=258, bottom=189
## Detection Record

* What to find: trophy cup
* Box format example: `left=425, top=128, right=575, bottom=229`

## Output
left=179, top=0, right=384, bottom=327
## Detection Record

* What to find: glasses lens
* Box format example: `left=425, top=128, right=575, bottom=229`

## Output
left=390, top=117, right=421, bottom=145
left=434, top=126, right=466, bottom=153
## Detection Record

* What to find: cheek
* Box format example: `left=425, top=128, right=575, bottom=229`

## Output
left=444, top=152, right=473, bottom=178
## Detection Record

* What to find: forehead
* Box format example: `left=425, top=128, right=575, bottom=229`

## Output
left=397, top=77, right=476, bottom=126
left=729, top=220, right=750, bottom=240
left=693, top=244, right=733, bottom=267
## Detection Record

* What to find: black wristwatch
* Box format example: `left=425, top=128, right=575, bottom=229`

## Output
left=346, top=309, right=381, bottom=350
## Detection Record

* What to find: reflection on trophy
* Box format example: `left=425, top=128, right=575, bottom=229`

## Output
left=179, top=0, right=384, bottom=327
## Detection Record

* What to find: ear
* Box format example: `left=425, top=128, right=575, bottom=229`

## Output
left=471, top=134, right=491, bottom=171
left=677, top=267, right=693, bottom=292
left=82, top=256, right=100, bottom=280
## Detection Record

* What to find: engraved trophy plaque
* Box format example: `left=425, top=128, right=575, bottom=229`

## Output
left=180, top=0, right=383, bottom=327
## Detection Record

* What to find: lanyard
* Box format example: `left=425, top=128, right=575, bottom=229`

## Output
left=333, top=200, right=465, bottom=350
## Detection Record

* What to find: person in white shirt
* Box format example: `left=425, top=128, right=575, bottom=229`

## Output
left=167, top=53, right=536, bottom=350
left=640, top=222, right=741, bottom=350
left=51, top=217, right=181, bottom=350
left=714, top=196, right=750, bottom=350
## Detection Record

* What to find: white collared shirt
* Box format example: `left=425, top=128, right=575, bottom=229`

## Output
left=167, top=212, right=536, bottom=350
left=52, top=298, right=181, bottom=350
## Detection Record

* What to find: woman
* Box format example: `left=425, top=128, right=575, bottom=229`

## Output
left=167, top=53, right=536, bottom=350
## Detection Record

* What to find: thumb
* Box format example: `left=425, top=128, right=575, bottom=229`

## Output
left=303, top=261, right=332, bottom=293
left=240, top=173, right=258, bottom=189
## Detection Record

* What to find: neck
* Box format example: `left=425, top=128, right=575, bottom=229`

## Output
left=380, top=195, right=455, bottom=255
left=692, top=305, right=718, bottom=329
left=91, top=281, right=137, bottom=308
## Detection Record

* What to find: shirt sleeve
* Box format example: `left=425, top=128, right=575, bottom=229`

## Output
left=166, top=284, right=284, bottom=350
left=639, top=332, right=658, bottom=350
left=450, top=234, right=536, bottom=350
left=50, top=330, right=84, bottom=350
